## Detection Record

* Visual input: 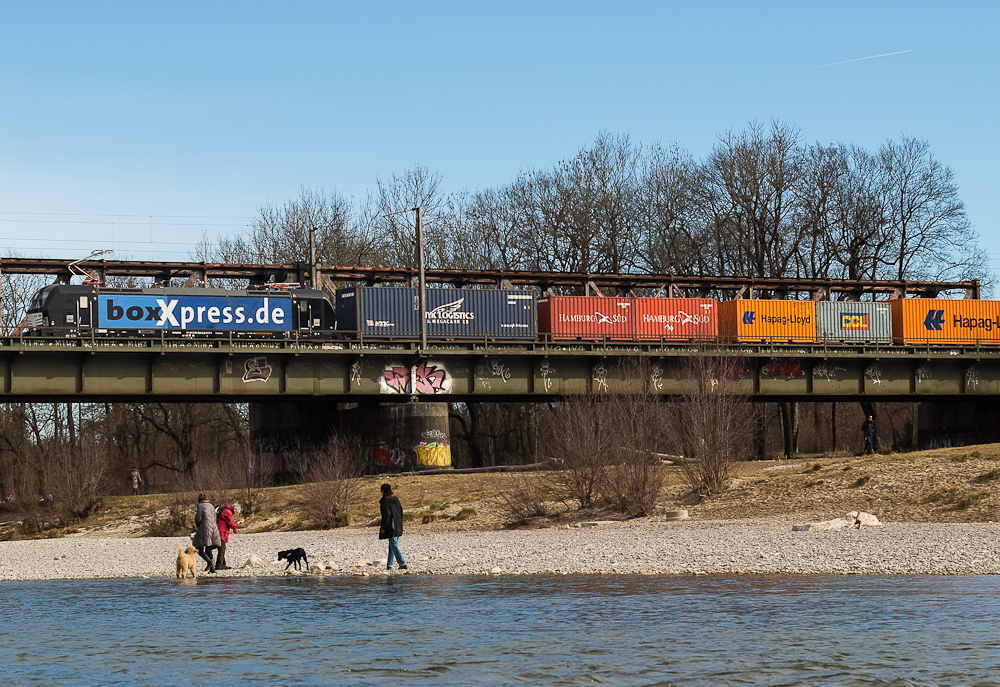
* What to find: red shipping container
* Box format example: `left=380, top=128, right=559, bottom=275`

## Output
left=537, top=296, right=635, bottom=340
left=635, top=298, right=718, bottom=340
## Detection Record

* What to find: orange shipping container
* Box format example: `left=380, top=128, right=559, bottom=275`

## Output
left=537, top=296, right=635, bottom=340
left=634, top=298, right=717, bottom=340
left=891, top=298, right=1000, bottom=345
left=718, top=299, right=816, bottom=343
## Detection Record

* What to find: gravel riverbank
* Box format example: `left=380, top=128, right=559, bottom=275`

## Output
left=3, top=516, right=1000, bottom=580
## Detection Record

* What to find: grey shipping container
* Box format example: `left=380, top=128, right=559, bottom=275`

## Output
left=816, top=301, right=892, bottom=343
left=337, top=286, right=537, bottom=339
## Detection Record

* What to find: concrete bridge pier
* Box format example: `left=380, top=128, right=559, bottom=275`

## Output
left=250, top=400, right=452, bottom=478
left=355, top=402, right=452, bottom=472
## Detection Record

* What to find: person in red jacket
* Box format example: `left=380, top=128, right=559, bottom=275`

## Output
left=215, top=504, right=241, bottom=570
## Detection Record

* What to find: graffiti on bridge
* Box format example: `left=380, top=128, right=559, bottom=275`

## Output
left=712, top=357, right=750, bottom=381
left=764, top=357, right=805, bottom=380
left=380, top=360, right=453, bottom=394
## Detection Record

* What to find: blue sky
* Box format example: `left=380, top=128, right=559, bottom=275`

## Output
left=0, top=1, right=997, bottom=276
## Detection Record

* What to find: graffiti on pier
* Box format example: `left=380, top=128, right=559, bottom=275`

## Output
left=764, top=357, right=805, bottom=380
left=415, top=441, right=451, bottom=468
left=373, top=446, right=407, bottom=469
left=243, top=357, right=272, bottom=383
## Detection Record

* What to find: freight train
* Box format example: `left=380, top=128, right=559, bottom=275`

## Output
left=21, top=283, right=1000, bottom=346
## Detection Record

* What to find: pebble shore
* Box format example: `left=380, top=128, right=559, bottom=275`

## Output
left=3, top=516, right=1000, bottom=580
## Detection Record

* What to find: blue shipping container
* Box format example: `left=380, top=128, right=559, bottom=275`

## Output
left=337, top=287, right=536, bottom=338
left=97, top=294, right=293, bottom=331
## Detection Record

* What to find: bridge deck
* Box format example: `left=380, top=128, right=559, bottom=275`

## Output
left=1, top=335, right=998, bottom=401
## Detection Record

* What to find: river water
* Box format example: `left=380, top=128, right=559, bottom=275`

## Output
left=3, top=574, right=1000, bottom=686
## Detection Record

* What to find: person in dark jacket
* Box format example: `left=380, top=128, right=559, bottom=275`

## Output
left=193, top=494, right=221, bottom=573
left=215, top=504, right=241, bottom=570
left=861, top=415, right=876, bottom=455
left=379, top=483, right=407, bottom=571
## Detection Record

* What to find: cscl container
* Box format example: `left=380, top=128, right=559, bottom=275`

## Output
left=537, top=296, right=635, bottom=340
left=718, top=299, right=817, bottom=343
left=338, top=287, right=536, bottom=339
left=816, top=301, right=892, bottom=343
left=891, top=298, right=1000, bottom=345
left=634, top=298, right=717, bottom=340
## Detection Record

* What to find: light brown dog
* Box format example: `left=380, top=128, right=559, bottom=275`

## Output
left=176, top=545, right=198, bottom=579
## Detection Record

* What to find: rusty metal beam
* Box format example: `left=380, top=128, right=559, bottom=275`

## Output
left=0, top=258, right=979, bottom=298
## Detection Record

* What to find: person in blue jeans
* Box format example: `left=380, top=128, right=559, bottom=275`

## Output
left=861, top=415, right=876, bottom=455
left=379, top=483, right=407, bottom=571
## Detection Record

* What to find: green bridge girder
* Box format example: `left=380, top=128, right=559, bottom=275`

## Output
left=3, top=336, right=1000, bottom=402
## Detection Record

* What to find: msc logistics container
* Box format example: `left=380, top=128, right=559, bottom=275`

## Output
left=634, top=297, right=717, bottom=340
left=718, top=299, right=817, bottom=343
left=337, top=286, right=537, bottom=339
left=891, top=298, right=1000, bottom=345
left=815, top=301, right=892, bottom=344
left=537, top=296, right=634, bottom=340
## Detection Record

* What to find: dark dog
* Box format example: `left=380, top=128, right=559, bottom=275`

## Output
left=278, top=548, right=309, bottom=571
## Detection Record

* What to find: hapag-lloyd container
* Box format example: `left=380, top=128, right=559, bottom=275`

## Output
left=718, top=299, right=817, bottom=343
left=337, top=286, right=536, bottom=339
left=634, top=298, right=717, bottom=340
left=537, top=296, right=634, bottom=340
left=891, top=298, right=1000, bottom=345
left=816, top=301, right=892, bottom=343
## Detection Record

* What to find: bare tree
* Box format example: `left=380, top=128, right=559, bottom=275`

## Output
left=878, top=135, right=985, bottom=282
left=300, top=435, right=364, bottom=528
left=696, top=120, right=808, bottom=279
left=374, top=166, right=446, bottom=268
left=539, top=396, right=612, bottom=509
left=199, top=186, right=379, bottom=268
left=671, top=352, right=757, bottom=496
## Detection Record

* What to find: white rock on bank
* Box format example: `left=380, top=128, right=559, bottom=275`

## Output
left=792, top=511, right=882, bottom=532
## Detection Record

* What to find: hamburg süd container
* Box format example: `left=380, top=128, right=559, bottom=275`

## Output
left=337, top=286, right=536, bottom=339
left=537, top=296, right=635, bottom=340
left=634, top=298, right=717, bottom=340
left=718, top=299, right=817, bottom=343
left=815, top=301, right=892, bottom=343
left=891, top=298, right=1000, bottom=345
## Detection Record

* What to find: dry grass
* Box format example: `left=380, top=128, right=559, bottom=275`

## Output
left=7, top=441, right=1000, bottom=538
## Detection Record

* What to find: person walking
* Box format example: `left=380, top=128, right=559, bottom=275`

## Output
left=193, top=493, right=221, bottom=573
left=129, top=468, right=143, bottom=496
left=215, top=503, right=241, bottom=570
left=861, top=414, right=876, bottom=456
left=379, top=483, right=407, bottom=571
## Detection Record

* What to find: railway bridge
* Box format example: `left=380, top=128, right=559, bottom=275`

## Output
left=0, top=257, right=988, bottom=469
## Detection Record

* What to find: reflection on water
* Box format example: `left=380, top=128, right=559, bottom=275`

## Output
left=2, top=574, right=1000, bottom=685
